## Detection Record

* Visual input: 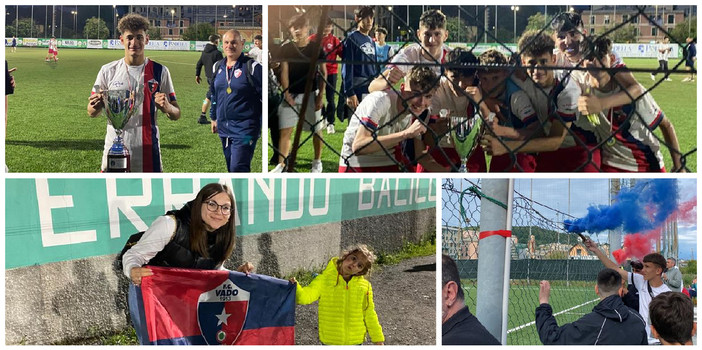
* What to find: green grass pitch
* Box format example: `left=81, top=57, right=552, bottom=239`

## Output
left=5, top=47, right=262, bottom=173
left=462, top=279, right=600, bottom=345
left=269, top=57, right=696, bottom=173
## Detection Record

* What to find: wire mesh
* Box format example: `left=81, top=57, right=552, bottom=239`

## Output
left=442, top=178, right=611, bottom=345
left=268, top=5, right=696, bottom=172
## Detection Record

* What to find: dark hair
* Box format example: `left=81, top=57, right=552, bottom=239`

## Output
left=580, top=35, right=612, bottom=61
left=254, top=34, right=262, bottom=41
left=288, top=12, right=308, bottom=29
left=118, top=13, right=150, bottom=35
left=442, top=254, right=464, bottom=301
left=649, top=292, right=694, bottom=344
left=519, top=30, right=555, bottom=58
left=407, top=65, right=439, bottom=94
left=354, top=6, right=374, bottom=20
left=419, top=9, right=446, bottom=30
left=375, top=27, right=388, bottom=36
left=208, top=34, right=220, bottom=43
left=630, top=260, right=644, bottom=271
left=446, top=47, right=478, bottom=78
left=478, top=48, right=510, bottom=72
left=644, top=252, right=668, bottom=274
left=551, top=12, right=584, bottom=34
left=597, top=268, right=623, bottom=296
left=189, top=183, right=236, bottom=266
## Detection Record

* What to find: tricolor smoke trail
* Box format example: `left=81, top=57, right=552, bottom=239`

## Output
left=563, top=179, right=678, bottom=235
left=563, top=179, right=690, bottom=264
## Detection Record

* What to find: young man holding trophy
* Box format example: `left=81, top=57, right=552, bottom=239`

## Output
left=87, top=13, right=180, bottom=172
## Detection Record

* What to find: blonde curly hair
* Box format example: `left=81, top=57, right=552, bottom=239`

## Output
left=336, top=244, right=376, bottom=276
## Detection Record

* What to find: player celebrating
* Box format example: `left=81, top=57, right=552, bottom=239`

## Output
left=338, top=66, right=434, bottom=172
left=369, top=9, right=450, bottom=92
left=475, top=49, right=539, bottom=172
left=418, top=47, right=487, bottom=172
left=482, top=30, right=598, bottom=172
left=87, top=13, right=181, bottom=172
left=45, top=36, right=58, bottom=62
left=578, top=36, right=683, bottom=172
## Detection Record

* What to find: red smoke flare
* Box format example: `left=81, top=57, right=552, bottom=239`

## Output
left=675, top=197, right=697, bottom=223
left=612, top=249, right=627, bottom=265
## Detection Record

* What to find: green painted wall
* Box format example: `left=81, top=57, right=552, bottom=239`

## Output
left=5, top=178, right=436, bottom=269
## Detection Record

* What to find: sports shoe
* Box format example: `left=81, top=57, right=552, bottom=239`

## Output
left=270, top=163, right=285, bottom=173
left=665, top=78, right=672, bottom=81
left=310, top=159, right=323, bottom=173
left=650, top=74, right=655, bottom=81
left=197, top=115, right=211, bottom=124
left=681, top=77, right=691, bottom=82
left=326, top=124, right=335, bottom=134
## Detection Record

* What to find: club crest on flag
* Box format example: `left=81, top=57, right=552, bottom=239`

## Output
left=234, top=69, right=242, bottom=79
left=147, top=79, right=160, bottom=94
left=197, top=278, right=250, bottom=345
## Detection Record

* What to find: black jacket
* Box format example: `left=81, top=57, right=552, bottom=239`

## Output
left=535, top=295, right=647, bottom=345
left=148, top=201, right=224, bottom=270
left=196, top=43, right=224, bottom=82
left=442, top=306, right=501, bottom=345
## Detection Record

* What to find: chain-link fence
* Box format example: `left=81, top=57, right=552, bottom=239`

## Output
left=442, top=178, right=615, bottom=345
left=268, top=5, right=696, bottom=173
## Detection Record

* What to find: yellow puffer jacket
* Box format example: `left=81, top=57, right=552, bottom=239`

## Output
left=296, top=257, right=384, bottom=345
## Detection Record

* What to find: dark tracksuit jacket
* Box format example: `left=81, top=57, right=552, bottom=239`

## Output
left=196, top=43, right=224, bottom=83
left=442, top=306, right=501, bottom=345
left=535, top=295, right=648, bottom=345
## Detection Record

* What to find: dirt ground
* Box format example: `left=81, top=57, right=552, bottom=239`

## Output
left=294, top=255, right=436, bottom=345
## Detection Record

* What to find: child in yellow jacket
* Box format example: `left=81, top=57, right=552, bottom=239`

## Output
left=291, top=244, right=385, bottom=345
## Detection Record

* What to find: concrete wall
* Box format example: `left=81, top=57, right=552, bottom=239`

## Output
left=5, top=208, right=435, bottom=345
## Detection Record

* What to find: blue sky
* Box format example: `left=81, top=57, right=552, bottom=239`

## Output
left=443, top=178, right=697, bottom=260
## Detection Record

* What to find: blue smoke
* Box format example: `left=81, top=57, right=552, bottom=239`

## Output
left=563, top=179, right=678, bottom=234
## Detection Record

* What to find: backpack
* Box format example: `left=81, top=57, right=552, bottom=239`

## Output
left=113, top=231, right=145, bottom=272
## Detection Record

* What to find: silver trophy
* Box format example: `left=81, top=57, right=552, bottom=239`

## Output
left=99, top=86, right=137, bottom=172
left=451, top=115, right=483, bottom=172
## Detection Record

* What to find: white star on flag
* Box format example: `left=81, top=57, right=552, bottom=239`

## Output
left=216, top=306, right=231, bottom=326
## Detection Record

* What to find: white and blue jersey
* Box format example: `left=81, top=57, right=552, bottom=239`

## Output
left=92, top=58, right=177, bottom=172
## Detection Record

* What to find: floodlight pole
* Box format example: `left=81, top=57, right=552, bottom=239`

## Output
left=476, top=179, right=512, bottom=344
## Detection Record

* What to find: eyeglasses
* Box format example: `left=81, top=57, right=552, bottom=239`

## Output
left=205, top=200, right=232, bottom=215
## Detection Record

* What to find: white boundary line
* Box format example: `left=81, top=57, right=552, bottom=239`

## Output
left=507, top=297, right=600, bottom=333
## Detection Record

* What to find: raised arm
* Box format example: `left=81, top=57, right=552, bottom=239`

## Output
left=584, top=239, right=627, bottom=280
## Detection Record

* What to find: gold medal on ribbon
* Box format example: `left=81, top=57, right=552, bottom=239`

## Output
left=227, top=87, right=232, bottom=94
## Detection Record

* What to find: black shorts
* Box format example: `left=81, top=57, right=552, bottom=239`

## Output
left=685, top=59, right=695, bottom=68
left=205, top=78, right=213, bottom=100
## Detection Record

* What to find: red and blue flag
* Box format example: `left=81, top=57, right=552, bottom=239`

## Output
left=132, top=266, right=295, bottom=345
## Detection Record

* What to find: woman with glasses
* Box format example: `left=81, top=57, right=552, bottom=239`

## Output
left=122, top=182, right=253, bottom=286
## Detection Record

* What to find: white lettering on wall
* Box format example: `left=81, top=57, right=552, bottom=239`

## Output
left=414, top=178, right=427, bottom=204
left=394, top=178, right=409, bottom=206
left=106, top=179, right=152, bottom=238
left=358, top=178, right=375, bottom=211
left=281, top=179, right=304, bottom=220
left=36, top=179, right=97, bottom=247
left=428, top=178, right=437, bottom=202
left=377, top=178, right=391, bottom=209
left=251, top=179, right=275, bottom=223
left=308, top=179, right=330, bottom=216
